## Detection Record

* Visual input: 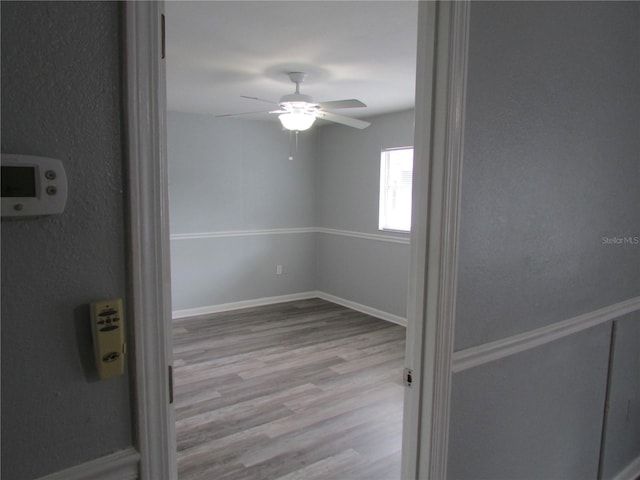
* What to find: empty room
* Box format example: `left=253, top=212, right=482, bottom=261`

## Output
left=2, top=1, right=637, bottom=480
left=165, top=2, right=417, bottom=478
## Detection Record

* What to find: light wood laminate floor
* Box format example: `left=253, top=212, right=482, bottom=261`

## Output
left=173, top=298, right=406, bottom=480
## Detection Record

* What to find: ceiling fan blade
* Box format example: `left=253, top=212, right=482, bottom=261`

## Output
left=215, top=110, right=270, bottom=118
left=240, top=95, right=279, bottom=105
left=315, top=111, right=371, bottom=129
left=316, top=99, right=366, bottom=110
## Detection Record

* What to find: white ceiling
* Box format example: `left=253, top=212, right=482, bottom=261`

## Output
left=165, top=1, right=418, bottom=122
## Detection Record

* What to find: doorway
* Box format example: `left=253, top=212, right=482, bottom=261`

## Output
left=124, top=2, right=470, bottom=479
left=164, top=2, right=416, bottom=478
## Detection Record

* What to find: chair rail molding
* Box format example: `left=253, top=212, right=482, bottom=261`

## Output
left=170, top=226, right=410, bottom=245
left=35, top=448, right=139, bottom=480
left=453, top=296, right=640, bottom=373
left=612, top=455, right=640, bottom=480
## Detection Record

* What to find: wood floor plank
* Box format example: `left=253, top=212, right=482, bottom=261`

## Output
left=174, top=298, right=405, bottom=479
left=273, top=449, right=367, bottom=480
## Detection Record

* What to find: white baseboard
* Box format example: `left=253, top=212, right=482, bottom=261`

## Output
left=315, top=291, right=407, bottom=327
left=172, top=290, right=407, bottom=327
left=172, top=291, right=318, bottom=319
left=612, top=454, right=640, bottom=480
left=36, top=447, right=139, bottom=480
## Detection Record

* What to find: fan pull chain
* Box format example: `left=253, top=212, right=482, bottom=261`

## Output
left=288, top=130, right=299, bottom=161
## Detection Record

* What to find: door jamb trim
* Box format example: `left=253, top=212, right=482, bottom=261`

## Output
left=401, top=2, right=470, bottom=478
left=124, top=2, right=176, bottom=479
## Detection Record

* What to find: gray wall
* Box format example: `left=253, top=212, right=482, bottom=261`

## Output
left=455, top=0, right=640, bottom=351
left=316, top=110, right=414, bottom=317
left=2, top=3, right=634, bottom=479
left=448, top=2, right=640, bottom=478
left=1, top=2, right=132, bottom=479
left=316, top=110, right=414, bottom=234
left=601, top=312, right=640, bottom=480
left=168, top=109, right=414, bottom=317
left=449, top=325, right=611, bottom=479
left=168, top=112, right=317, bottom=234
left=168, top=112, right=317, bottom=311
left=171, top=233, right=316, bottom=310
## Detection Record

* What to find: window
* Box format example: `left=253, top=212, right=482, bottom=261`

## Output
left=379, top=147, right=414, bottom=232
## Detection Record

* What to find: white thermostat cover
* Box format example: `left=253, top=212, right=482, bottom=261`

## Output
left=1, top=154, right=68, bottom=217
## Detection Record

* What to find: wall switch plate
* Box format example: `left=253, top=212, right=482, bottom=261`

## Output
left=276, top=264, right=283, bottom=275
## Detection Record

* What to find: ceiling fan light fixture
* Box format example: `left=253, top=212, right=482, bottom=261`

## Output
left=278, top=112, right=316, bottom=131
left=223, top=72, right=370, bottom=130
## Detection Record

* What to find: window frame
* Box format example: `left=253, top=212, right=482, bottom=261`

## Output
left=378, top=146, right=414, bottom=233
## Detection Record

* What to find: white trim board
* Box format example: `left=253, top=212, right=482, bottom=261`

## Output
left=612, top=454, right=640, bottom=480
left=316, top=227, right=410, bottom=245
left=170, top=227, right=315, bottom=241
left=172, top=291, right=318, bottom=319
left=316, top=291, right=407, bottom=327
left=173, top=290, right=408, bottom=327
left=170, top=227, right=410, bottom=245
left=403, top=3, right=470, bottom=479
left=125, top=3, right=176, bottom=479
left=452, top=296, right=640, bottom=373
left=35, top=447, right=139, bottom=480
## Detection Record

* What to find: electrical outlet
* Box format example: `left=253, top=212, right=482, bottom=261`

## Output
left=276, top=264, right=283, bottom=275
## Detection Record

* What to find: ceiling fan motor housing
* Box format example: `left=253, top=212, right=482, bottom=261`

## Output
left=280, top=72, right=316, bottom=108
left=288, top=72, right=307, bottom=84
left=279, top=93, right=315, bottom=107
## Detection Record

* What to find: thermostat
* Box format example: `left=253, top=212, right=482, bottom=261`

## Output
left=1, top=154, right=68, bottom=217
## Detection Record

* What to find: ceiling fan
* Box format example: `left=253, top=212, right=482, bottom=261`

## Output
left=217, top=72, right=371, bottom=131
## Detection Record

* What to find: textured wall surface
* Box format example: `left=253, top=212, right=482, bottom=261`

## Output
left=316, top=110, right=414, bottom=234
left=168, top=112, right=317, bottom=234
left=168, top=110, right=415, bottom=315
left=601, top=312, right=640, bottom=480
left=455, top=1, right=640, bottom=350
left=449, top=325, right=611, bottom=479
left=315, top=110, right=414, bottom=317
left=448, top=2, right=640, bottom=478
left=171, top=233, right=317, bottom=310
left=168, top=112, right=317, bottom=310
left=1, top=2, right=132, bottom=479
left=316, top=233, right=409, bottom=317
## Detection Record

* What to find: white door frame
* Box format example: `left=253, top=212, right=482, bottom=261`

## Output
left=401, top=2, right=469, bottom=478
left=124, top=2, right=176, bottom=479
left=124, top=2, right=469, bottom=479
